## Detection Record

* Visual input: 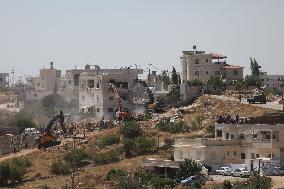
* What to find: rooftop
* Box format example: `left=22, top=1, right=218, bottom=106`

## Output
left=222, top=65, right=244, bottom=69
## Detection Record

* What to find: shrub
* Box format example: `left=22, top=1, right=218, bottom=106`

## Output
left=50, top=160, right=70, bottom=175
left=156, top=118, right=188, bottom=134
left=0, top=158, right=32, bottom=185
left=106, top=168, right=126, bottom=181
left=123, top=137, right=156, bottom=157
left=92, top=149, right=120, bottom=165
left=186, top=79, right=203, bottom=86
left=135, top=172, right=176, bottom=189
left=120, top=120, right=141, bottom=139
left=64, top=148, right=87, bottom=167
left=176, top=159, right=202, bottom=180
left=115, top=175, right=145, bottom=189
left=99, top=135, right=120, bottom=147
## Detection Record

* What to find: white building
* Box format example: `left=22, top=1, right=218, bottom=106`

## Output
left=79, top=66, right=143, bottom=120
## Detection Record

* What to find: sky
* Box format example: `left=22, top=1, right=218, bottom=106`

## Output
left=0, top=0, right=283, bottom=79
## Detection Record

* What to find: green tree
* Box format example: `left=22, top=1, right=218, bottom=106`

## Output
left=120, top=120, right=141, bottom=139
left=171, top=67, right=178, bottom=85
left=160, top=70, right=170, bottom=90
left=176, top=159, right=202, bottom=180
left=206, top=77, right=224, bottom=92
left=64, top=148, right=87, bottom=167
left=166, top=88, right=182, bottom=107
left=250, top=57, right=260, bottom=78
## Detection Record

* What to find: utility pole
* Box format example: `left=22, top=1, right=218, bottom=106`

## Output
left=71, top=138, right=75, bottom=189
left=148, top=68, right=151, bottom=86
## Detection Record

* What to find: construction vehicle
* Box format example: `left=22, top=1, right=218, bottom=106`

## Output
left=108, top=81, right=132, bottom=120
left=133, top=78, right=165, bottom=113
left=38, top=110, right=66, bottom=148
left=247, top=94, right=267, bottom=104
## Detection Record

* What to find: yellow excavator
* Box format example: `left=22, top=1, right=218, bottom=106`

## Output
left=38, top=110, right=66, bottom=148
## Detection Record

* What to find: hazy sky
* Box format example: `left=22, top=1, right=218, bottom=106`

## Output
left=0, top=0, right=283, bottom=79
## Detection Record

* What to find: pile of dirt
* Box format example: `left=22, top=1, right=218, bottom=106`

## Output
left=181, top=95, right=276, bottom=132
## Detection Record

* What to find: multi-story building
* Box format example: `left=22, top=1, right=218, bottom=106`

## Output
left=174, top=113, right=284, bottom=172
left=79, top=66, right=143, bottom=119
left=180, top=47, right=243, bottom=83
left=259, top=72, right=284, bottom=92
left=0, top=73, right=9, bottom=87
left=25, top=62, right=62, bottom=101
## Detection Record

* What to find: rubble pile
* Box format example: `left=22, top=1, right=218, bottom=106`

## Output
left=0, top=92, right=9, bottom=104
left=181, top=95, right=275, bottom=130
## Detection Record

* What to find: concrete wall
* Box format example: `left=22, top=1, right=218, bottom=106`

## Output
left=0, top=73, right=9, bottom=87
left=180, top=84, right=201, bottom=104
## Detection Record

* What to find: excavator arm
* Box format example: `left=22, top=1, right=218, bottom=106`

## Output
left=133, top=78, right=155, bottom=104
left=44, top=110, right=65, bottom=134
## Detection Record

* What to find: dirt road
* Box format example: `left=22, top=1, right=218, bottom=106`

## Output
left=0, top=148, right=38, bottom=162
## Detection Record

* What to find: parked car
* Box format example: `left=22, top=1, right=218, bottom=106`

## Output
left=232, top=168, right=250, bottom=177
left=215, top=167, right=233, bottom=175
left=273, top=166, right=284, bottom=176
left=180, top=176, right=205, bottom=186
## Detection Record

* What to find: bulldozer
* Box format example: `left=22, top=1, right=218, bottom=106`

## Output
left=38, top=110, right=66, bottom=148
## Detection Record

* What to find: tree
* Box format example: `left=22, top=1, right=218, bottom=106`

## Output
left=16, top=117, right=36, bottom=134
left=171, top=67, right=178, bottom=85
left=120, top=120, right=141, bottom=139
left=176, top=159, right=202, bottom=180
left=160, top=70, right=170, bottom=90
left=206, top=77, right=224, bottom=92
left=166, top=88, right=182, bottom=107
left=250, top=57, right=260, bottom=78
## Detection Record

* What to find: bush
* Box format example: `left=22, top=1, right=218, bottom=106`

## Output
left=186, top=79, right=204, bottom=86
left=123, top=137, right=156, bottom=157
left=50, top=160, right=70, bottom=175
left=156, top=118, right=188, bottom=134
left=64, top=148, right=88, bottom=167
left=92, top=149, right=120, bottom=165
left=120, top=120, right=141, bottom=139
left=135, top=172, right=176, bottom=189
left=0, top=158, right=32, bottom=185
left=115, top=175, right=145, bottom=189
left=99, top=135, right=120, bottom=147
left=176, top=159, right=202, bottom=180
left=106, top=168, right=126, bottom=181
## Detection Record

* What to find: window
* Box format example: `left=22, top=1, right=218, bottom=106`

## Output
left=227, top=151, right=230, bottom=156
left=256, top=154, right=259, bottom=158
left=226, top=133, right=230, bottom=139
left=38, top=83, right=40, bottom=86
left=216, top=130, right=222, bottom=137
left=253, top=134, right=258, bottom=139
left=251, top=153, right=255, bottom=159
left=33, top=93, right=37, bottom=97
left=241, top=153, right=246, bottom=159
left=179, top=151, right=183, bottom=159
left=108, top=108, right=114, bottom=112
left=109, top=96, right=114, bottom=100
left=231, top=134, right=234, bottom=139
left=205, top=71, right=208, bottom=74
left=69, top=80, right=72, bottom=84
left=195, top=59, right=199, bottom=64
left=234, top=151, right=237, bottom=156
left=121, top=82, right=128, bottom=89
left=206, top=58, right=209, bottom=62
left=96, top=81, right=100, bottom=89
left=233, top=70, right=238, bottom=76
left=42, top=77, right=44, bottom=80
left=194, top=71, right=199, bottom=76
left=87, top=80, right=94, bottom=88
left=239, top=134, right=245, bottom=139
left=97, top=108, right=100, bottom=112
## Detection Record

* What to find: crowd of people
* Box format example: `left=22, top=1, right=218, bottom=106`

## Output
left=217, top=114, right=249, bottom=124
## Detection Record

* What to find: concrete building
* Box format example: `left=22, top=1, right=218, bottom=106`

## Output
left=25, top=62, right=62, bottom=101
left=0, top=73, right=9, bottom=87
left=180, top=47, right=243, bottom=83
left=79, top=66, right=143, bottom=119
left=259, top=72, right=284, bottom=92
left=174, top=115, right=284, bottom=172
